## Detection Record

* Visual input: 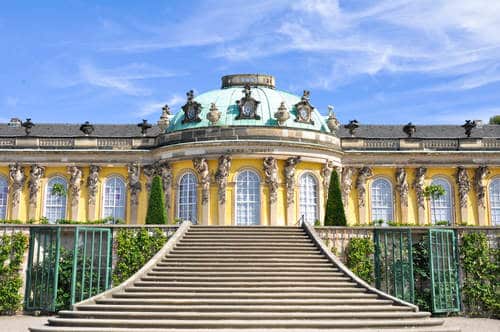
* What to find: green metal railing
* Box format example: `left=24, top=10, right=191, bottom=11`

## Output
left=429, top=229, right=460, bottom=313
left=70, top=227, right=112, bottom=306
left=24, top=227, right=61, bottom=311
left=374, top=228, right=414, bottom=303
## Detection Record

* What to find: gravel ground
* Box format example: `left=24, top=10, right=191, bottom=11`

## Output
left=1, top=315, right=498, bottom=332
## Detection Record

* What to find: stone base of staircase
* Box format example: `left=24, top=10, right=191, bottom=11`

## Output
left=30, top=223, right=458, bottom=331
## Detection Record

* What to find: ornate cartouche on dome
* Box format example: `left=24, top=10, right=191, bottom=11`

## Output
left=221, top=74, right=275, bottom=89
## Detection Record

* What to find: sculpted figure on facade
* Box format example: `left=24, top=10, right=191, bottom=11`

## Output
left=87, top=165, right=100, bottom=205
left=320, top=161, right=335, bottom=191
left=413, top=167, right=427, bottom=208
left=263, top=157, right=279, bottom=203
left=341, top=167, right=354, bottom=207
left=67, top=166, right=83, bottom=208
left=156, top=160, right=173, bottom=209
left=28, top=165, right=45, bottom=205
left=193, top=157, right=210, bottom=205
left=143, top=164, right=157, bottom=191
left=9, top=163, right=25, bottom=208
left=356, top=167, right=373, bottom=207
left=456, top=166, right=470, bottom=208
left=474, top=166, right=489, bottom=208
left=127, top=162, right=142, bottom=205
left=215, top=155, right=232, bottom=204
left=284, top=156, right=301, bottom=206
left=395, top=167, right=409, bottom=207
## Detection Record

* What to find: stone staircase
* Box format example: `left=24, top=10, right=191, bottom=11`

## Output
left=30, top=222, right=458, bottom=331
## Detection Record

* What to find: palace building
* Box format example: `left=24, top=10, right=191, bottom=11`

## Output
left=0, top=74, right=499, bottom=226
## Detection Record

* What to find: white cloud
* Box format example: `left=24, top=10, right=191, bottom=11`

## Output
left=137, top=94, right=184, bottom=117
left=78, top=62, right=180, bottom=96
left=5, top=96, right=19, bottom=107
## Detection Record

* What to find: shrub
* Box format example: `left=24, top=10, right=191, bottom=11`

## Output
left=113, top=228, right=167, bottom=284
left=145, top=176, right=167, bottom=225
left=0, top=232, right=28, bottom=315
left=346, top=237, right=374, bottom=284
left=324, top=169, right=347, bottom=226
left=461, top=232, right=499, bottom=317
left=412, top=236, right=432, bottom=312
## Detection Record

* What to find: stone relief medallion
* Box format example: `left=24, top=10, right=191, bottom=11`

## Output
left=294, top=90, right=314, bottom=125
left=235, top=84, right=261, bottom=120
left=181, top=90, right=202, bottom=124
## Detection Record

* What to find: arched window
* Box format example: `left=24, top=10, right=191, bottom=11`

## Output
left=177, top=172, right=198, bottom=223
left=0, top=176, right=8, bottom=220
left=489, top=178, right=500, bottom=226
left=103, top=176, right=126, bottom=221
left=299, top=173, right=319, bottom=224
left=370, top=178, right=393, bottom=224
left=236, top=170, right=260, bottom=225
left=430, top=178, right=453, bottom=225
left=44, top=176, right=67, bottom=223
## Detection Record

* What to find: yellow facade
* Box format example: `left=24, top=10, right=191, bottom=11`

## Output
left=1, top=162, right=499, bottom=226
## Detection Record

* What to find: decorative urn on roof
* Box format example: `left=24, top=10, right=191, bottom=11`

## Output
left=206, top=103, right=221, bottom=125
left=274, top=102, right=290, bottom=126
left=80, top=121, right=95, bottom=136
left=158, top=104, right=171, bottom=132
left=326, top=105, right=340, bottom=134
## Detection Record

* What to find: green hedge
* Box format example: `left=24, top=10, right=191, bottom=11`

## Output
left=461, top=232, right=500, bottom=317
left=113, top=228, right=168, bottom=284
left=146, top=176, right=167, bottom=225
left=346, top=237, right=374, bottom=284
left=0, top=232, right=28, bottom=315
left=324, top=169, right=347, bottom=226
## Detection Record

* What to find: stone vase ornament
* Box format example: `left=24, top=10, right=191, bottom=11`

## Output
left=157, top=104, right=171, bottom=132
left=206, top=103, right=221, bottom=125
left=326, top=105, right=340, bottom=134
left=274, top=102, right=290, bottom=126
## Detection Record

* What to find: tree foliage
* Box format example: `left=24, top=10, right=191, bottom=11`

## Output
left=324, top=169, right=347, bottom=226
left=145, top=176, right=167, bottom=225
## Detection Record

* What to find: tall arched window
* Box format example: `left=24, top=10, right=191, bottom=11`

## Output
left=44, top=176, right=67, bottom=223
left=177, top=172, right=198, bottom=223
left=489, top=178, right=500, bottom=226
left=430, top=177, right=453, bottom=225
left=370, top=178, right=393, bottom=224
left=103, top=176, right=126, bottom=221
left=0, top=176, right=8, bottom=220
left=236, top=170, right=260, bottom=225
left=299, top=173, right=319, bottom=224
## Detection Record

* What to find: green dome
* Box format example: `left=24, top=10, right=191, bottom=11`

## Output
left=168, top=78, right=330, bottom=133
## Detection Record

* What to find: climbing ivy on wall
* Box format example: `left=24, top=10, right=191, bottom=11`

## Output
left=460, top=232, right=500, bottom=317
left=0, top=232, right=28, bottom=315
left=346, top=237, right=374, bottom=284
left=113, top=228, right=168, bottom=285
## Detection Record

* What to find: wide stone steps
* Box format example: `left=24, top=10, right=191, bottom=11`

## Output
left=43, top=317, right=445, bottom=329
left=112, top=292, right=375, bottom=299
left=32, top=224, right=450, bottom=331
left=58, top=310, right=430, bottom=320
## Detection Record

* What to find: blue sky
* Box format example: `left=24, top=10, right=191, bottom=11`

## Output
left=1, top=0, right=499, bottom=125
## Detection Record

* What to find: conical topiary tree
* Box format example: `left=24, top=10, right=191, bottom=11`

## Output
left=324, top=169, right=347, bottom=226
left=145, top=175, right=167, bottom=224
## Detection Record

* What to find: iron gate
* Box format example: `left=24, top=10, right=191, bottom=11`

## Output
left=70, top=227, right=112, bottom=306
left=374, top=228, right=414, bottom=303
left=428, top=229, right=460, bottom=313
left=25, top=227, right=61, bottom=311
left=25, top=226, right=112, bottom=312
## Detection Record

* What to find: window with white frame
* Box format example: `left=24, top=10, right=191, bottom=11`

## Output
left=103, top=176, right=126, bottom=221
left=44, top=176, right=67, bottom=223
left=236, top=170, right=260, bottom=225
left=177, top=172, right=198, bottom=223
left=430, top=178, right=453, bottom=225
left=0, top=176, right=8, bottom=220
left=299, top=173, right=319, bottom=224
left=370, top=178, right=393, bottom=224
left=489, top=178, right=500, bottom=226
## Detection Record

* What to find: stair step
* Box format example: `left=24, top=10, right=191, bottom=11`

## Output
left=175, top=242, right=315, bottom=247
left=146, top=271, right=346, bottom=277
left=32, top=327, right=460, bottom=332
left=76, top=303, right=414, bottom=312
left=112, top=292, right=375, bottom=299
left=95, top=298, right=394, bottom=305
left=155, top=263, right=336, bottom=269
left=134, top=280, right=358, bottom=287
left=169, top=250, right=321, bottom=254
left=59, top=310, right=430, bottom=320
left=141, top=275, right=351, bottom=281
left=165, top=254, right=324, bottom=258
left=181, top=236, right=310, bottom=240
left=46, top=317, right=445, bottom=329
left=124, top=286, right=365, bottom=293
left=161, top=257, right=331, bottom=262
